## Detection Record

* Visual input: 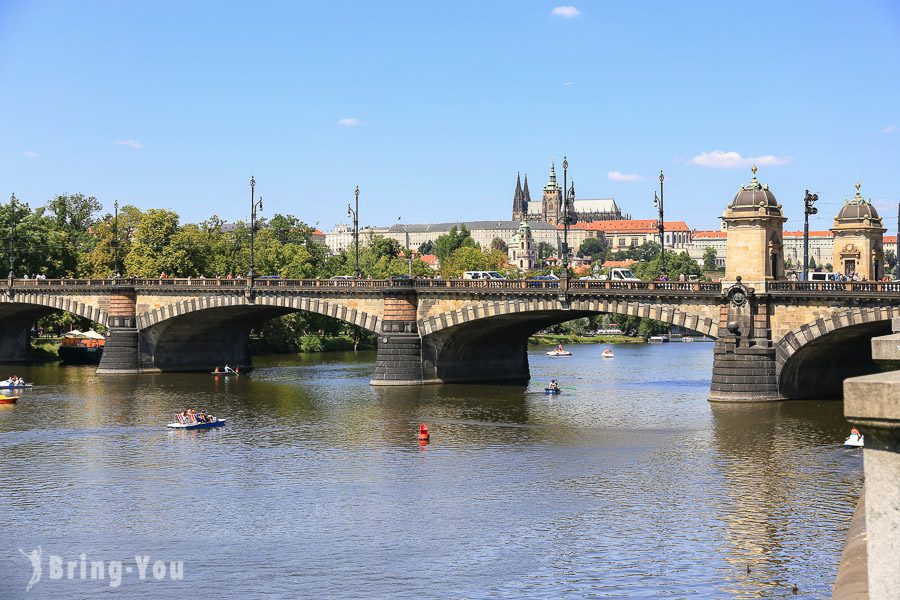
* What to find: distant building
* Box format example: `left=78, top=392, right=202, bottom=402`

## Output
left=686, top=231, right=727, bottom=268
left=324, top=224, right=389, bottom=254
left=512, top=163, right=627, bottom=225
left=568, top=219, right=691, bottom=252
left=507, top=221, right=536, bottom=271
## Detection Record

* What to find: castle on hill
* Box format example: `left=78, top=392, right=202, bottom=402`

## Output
left=511, top=162, right=629, bottom=225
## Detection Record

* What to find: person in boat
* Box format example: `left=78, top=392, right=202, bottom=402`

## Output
left=556, top=344, right=565, bottom=352
left=850, top=427, right=862, bottom=440
left=213, top=366, right=221, bottom=374
left=548, top=379, right=560, bottom=391
left=224, top=364, right=234, bottom=373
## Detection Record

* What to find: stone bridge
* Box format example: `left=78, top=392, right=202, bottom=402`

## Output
left=2, top=276, right=899, bottom=402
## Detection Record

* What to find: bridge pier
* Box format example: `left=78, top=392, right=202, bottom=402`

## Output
left=370, top=288, right=424, bottom=386
left=708, top=279, right=779, bottom=402
left=97, top=289, right=140, bottom=374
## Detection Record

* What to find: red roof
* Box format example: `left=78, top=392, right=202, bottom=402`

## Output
left=420, top=254, right=438, bottom=265
left=783, top=230, right=833, bottom=238
left=565, top=219, right=690, bottom=233
left=602, top=259, right=637, bottom=268
left=692, top=230, right=727, bottom=239
left=884, top=235, right=897, bottom=244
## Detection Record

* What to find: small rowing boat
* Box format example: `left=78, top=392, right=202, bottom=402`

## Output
left=0, top=395, right=18, bottom=405
left=544, top=388, right=562, bottom=395
left=167, top=418, right=226, bottom=430
left=211, top=371, right=239, bottom=376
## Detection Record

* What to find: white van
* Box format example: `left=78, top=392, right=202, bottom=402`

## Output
left=607, top=268, right=642, bottom=282
left=463, top=271, right=506, bottom=280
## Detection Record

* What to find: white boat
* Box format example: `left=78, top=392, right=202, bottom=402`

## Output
left=0, top=380, right=33, bottom=389
left=601, top=349, right=614, bottom=359
left=681, top=336, right=694, bottom=342
left=546, top=349, right=573, bottom=357
left=844, top=432, right=864, bottom=448
left=648, top=336, right=669, bottom=344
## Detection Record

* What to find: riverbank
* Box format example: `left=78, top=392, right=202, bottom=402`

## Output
left=528, top=333, right=644, bottom=345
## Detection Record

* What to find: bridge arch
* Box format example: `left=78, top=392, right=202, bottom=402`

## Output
left=133, top=293, right=383, bottom=371
left=775, top=306, right=898, bottom=399
left=419, top=297, right=719, bottom=338
left=417, top=296, right=720, bottom=384
left=137, top=294, right=382, bottom=333
left=0, top=291, right=108, bottom=324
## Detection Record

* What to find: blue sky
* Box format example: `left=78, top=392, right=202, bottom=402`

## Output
left=2, top=1, right=899, bottom=233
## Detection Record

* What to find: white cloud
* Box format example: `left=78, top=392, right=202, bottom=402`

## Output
left=23, top=151, right=38, bottom=159
left=607, top=171, right=645, bottom=182
left=882, top=124, right=896, bottom=134
left=115, top=139, right=144, bottom=150
left=688, top=149, right=791, bottom=169
left=563, top=82, right=573, bottom=86
left=337, top=118, right=361, bottom=127
left=551, top=6, right=580, bottom=18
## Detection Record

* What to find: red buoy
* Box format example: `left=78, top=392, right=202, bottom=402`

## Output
left=418, top=423, right=430, bottom=442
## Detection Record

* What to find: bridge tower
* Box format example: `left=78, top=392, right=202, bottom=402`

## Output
left=831, top=182, right=886, bottom=280
left=710, top=166, right=785, bottom=402
left=721, top=165, right=787, bottom=287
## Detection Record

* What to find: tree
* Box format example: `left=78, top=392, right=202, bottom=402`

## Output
left=578, top=237, right=608, bottom=263
left=490, top=237, right=508, bottom=253
left=434, top=225, right=477, bottom=262
left=536, top=242, right=556, bottom=261
left=703, top=247, right=719, bottom=271
left=885, top=249, right=897, bottom=270
left=809, top=256, right=818, bottom=270
left=418, top=240, right=434, bottom=255
left=440, top=246, right=503, bottom=278
left=124, top=209, right=181, bottom=277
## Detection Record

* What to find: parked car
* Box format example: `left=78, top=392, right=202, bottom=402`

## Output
left=528, top=275, right=560, bottom=288
left=462, top=271, right=506, bottom=280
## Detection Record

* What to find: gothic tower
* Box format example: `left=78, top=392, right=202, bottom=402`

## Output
left=511, top=173, right=526, bottom=221
left=542, top=162, right=562, bottom=225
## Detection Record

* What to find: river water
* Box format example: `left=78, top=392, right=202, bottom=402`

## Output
left=0, top=342, right=862, bottom=598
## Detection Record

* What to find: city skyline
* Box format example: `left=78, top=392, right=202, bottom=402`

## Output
left=1, top=1, right=898, bottom=233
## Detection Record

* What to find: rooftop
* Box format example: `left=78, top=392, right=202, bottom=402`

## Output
left=567, top=219, right=691, bottom=232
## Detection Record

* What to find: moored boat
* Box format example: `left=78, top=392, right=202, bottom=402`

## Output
left=59, top=329, right=105, bottom=365
left=0, top=395, right=18, bottom=405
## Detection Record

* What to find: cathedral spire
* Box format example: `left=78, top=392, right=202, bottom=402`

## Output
left=512, top=172, right=525, bottom=221
left=523, top=175, right=531, bottom=202
left=548, top=161, right=557, bottom=188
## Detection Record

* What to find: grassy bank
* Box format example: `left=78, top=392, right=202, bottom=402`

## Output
left=528, top=333, right=644, bottom=345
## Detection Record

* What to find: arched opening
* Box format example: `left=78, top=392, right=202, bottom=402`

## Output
left=777, top=320, right=891, bottom=399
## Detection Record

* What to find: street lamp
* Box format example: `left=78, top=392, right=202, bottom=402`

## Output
left=802, top=190, right=818, bottom=281
left=249, top=176, right=263, bottom=278
left=7, top=193, right=18, bottom=279
left=112, top=199, right=119, bottom=277
left=562, top=157, right=569, bottom=266
left=347, top=186, right=360, bottom=278
left=398, top=217, right=412, bottom=276
left=653, top=170, right=665, bottom=277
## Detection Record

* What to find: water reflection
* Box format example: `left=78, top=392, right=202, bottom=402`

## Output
left=0, top=344, right=861, bottom=598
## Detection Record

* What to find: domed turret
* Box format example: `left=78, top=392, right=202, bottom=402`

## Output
left=727, top=166, right=783, bottom=216
left=834, top=182, right=882, bottom=225
left=831, top=182, right=886, bottom=280
left=721, top=165, right=787, bottom=284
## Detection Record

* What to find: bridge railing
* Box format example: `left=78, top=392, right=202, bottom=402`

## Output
left=768, top=281, right=900, bottom=293
left=569, top=280, right=721, bottom=292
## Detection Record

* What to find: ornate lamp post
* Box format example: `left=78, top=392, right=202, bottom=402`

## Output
left=802, top=190, right=818, bottom=280
left=7, top=193, right=18, bottom=279
left=561, top=156, right=570, bottom=271
left=112, top=199, right=119, bottom=277
left=347, top=186, right=360, bottom=278
left=249, top=176, right=263, bottom=278
left=398, top=217, right=412, bottom=276
left=654, top=170, right=665, bottom=277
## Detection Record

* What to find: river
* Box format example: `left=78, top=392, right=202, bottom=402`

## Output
left=0, top=342, right=862, bottom=598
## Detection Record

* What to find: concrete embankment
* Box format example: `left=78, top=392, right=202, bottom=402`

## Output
left=833, top=487, right=868, bottom=599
